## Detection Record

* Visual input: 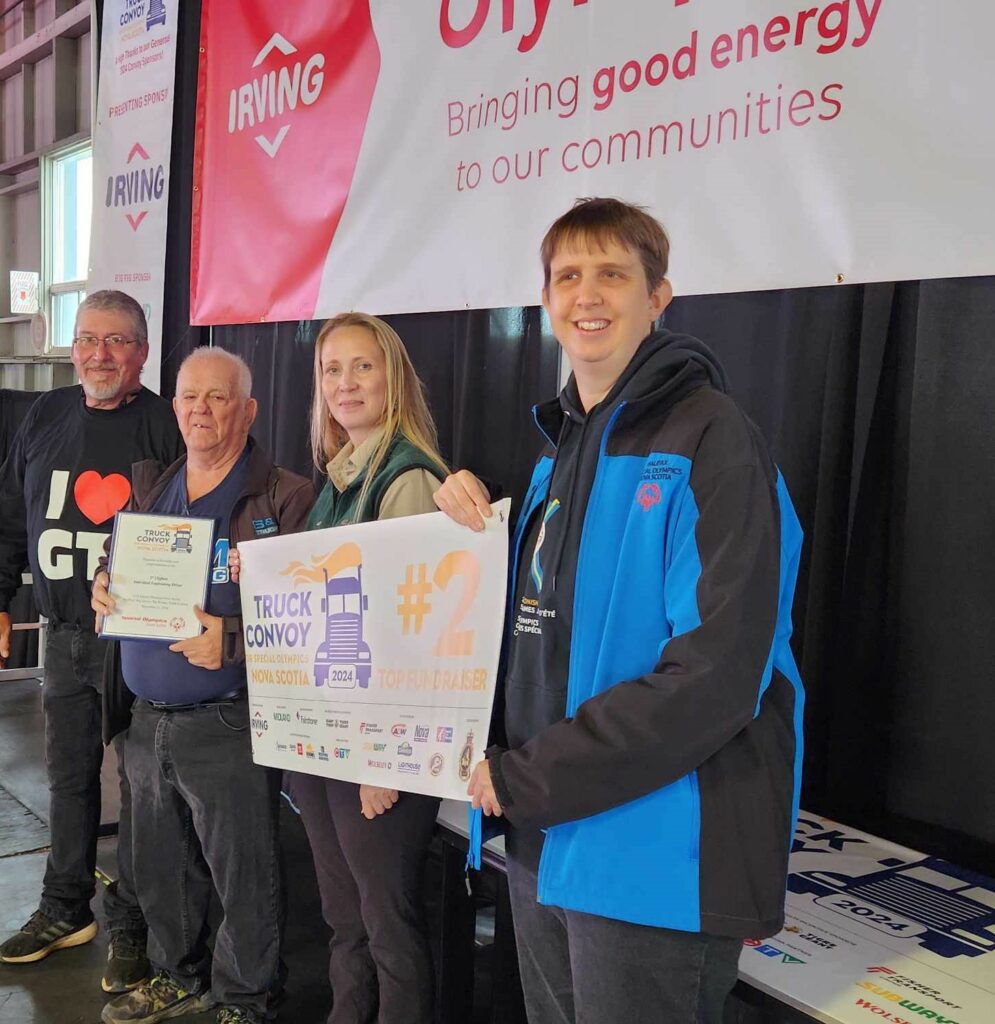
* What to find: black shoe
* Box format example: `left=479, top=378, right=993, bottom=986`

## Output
left=0, top=909, right=97, bottom=963
left=102, top=931, right=151, bottom=993
left=101, top=971, right=215, bottom=1023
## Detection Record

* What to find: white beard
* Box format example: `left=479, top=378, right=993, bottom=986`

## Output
left=79, top=369, right=124, bottom=401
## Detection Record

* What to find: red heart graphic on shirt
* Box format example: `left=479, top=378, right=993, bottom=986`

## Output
left=73, top=471, right=132, bottom=525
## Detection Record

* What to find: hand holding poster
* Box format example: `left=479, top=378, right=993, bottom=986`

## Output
left=238, top=500, right=510, bottom=800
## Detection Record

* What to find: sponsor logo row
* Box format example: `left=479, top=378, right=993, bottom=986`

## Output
left=254, top=709, right=454, bottom=745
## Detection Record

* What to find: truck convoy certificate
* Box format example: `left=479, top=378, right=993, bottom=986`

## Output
left=238, top=500, right=510, bottom=800
left=100, top=512, right=214, bottom=641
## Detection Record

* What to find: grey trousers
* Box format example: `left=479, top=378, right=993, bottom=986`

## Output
left=505, top=827, right=742, bottom=1024
left=126, top=698, right=283, bottom=1022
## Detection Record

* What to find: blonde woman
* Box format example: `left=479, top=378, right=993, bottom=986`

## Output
left=291, top=313, right=446, bottom=1024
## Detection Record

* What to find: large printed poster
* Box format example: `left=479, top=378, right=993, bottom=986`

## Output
left=740, top=814, right=995, bottom=1022
left=190, top=1, right=995, bottom=324
left=89, top=0, right=178, bottom=394
left=238, top=501, right=510, bottom=800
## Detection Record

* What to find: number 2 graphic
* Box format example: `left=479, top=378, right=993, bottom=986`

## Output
left=432, top=551, right=480, bottom=657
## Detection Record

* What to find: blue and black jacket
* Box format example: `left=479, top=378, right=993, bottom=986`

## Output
left=480, top=329, right=805, bottom=938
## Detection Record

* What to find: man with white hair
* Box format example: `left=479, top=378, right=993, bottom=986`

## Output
left=92, top=347, right=314, bottom=1024
left=0, top=291, right=182, bottom=990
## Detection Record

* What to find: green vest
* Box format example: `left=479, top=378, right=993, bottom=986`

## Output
left=307, top=436, right=443, bottom=530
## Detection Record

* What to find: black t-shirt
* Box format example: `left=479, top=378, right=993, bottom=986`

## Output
left=0, top=386, right=184, bottom=625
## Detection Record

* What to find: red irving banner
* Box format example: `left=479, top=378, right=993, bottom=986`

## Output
left=191, top=1, right=379, bottom=324
left=191, top=1, right=995, bottom=325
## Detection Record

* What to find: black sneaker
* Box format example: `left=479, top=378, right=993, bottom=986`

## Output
left=102, top=931, right=151, bottom=993
left=0, top=909, right=97, bottom=963
left=101, top=971, right=214, bottom=1024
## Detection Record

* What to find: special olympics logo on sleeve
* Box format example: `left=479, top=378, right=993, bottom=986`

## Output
left=636, top=482, right=662, bottom=512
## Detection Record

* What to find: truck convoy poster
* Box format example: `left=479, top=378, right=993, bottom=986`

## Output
left=237, top=501, right=510, bottom=800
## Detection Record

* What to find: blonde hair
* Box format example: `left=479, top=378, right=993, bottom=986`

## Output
left=309, top=313, right=448, bottom=518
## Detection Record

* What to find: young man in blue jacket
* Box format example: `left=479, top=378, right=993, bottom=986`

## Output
left=434, top=197, right=805, bottom=1023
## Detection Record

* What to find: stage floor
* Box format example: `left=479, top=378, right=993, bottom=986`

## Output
left=0, top=678, right=481, bottom=1024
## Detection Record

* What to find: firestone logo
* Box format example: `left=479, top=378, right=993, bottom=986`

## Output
left=227, top=33, right=326, bottom=158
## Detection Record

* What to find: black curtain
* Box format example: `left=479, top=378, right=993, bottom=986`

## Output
left=0, top=389, right=42, bottom=668
left=210, top=308, right=560, bottom=512
left=158, top=1, right=995, bottom=873
left=666, top=279, right=995, bottom=871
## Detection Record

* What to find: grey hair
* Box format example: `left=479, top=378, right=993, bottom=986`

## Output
left=177, top=347, right=253, bottom=400
left=75, top=290, right=148, bottom=343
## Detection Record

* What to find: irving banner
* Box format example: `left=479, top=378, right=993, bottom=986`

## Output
left=190, top=1, right=995, bottom=324
left=89, top=0, right=178, bottom=393
left=238, top=501, right=510, bottom=801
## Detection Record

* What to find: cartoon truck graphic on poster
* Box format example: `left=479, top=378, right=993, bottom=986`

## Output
left=788, top=816, right=995, bottom=959
left=313, top=565, right=372, bottom=689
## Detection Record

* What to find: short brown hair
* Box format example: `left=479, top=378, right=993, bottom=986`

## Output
left=540, top=197, right=670, bottom=292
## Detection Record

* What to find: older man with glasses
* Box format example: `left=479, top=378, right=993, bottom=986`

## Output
left=0, top=291, right=183, bottom=992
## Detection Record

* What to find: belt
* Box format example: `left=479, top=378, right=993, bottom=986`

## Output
left=143, top=688, right=246, bottom=712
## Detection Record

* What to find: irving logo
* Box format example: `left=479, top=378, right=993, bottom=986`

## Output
left=105, top=143, right=165, bottom=232
left=227, top=33, right=326, bottom=158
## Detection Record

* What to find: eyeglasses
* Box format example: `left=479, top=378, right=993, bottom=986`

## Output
left=72, top=334, right=140, bottom=349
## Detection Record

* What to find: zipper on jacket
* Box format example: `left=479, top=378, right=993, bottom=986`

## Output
left=564, top=402, right=626, bottom=717
left=688, top=771, right=701, bottom=863
left=536, top=402, right=625, bottom=907
left=468, top=471, right=548, bottom=874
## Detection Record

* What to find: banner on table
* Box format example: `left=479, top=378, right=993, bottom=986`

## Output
left=238, top=500, right=510, bottom=800
left=88, top=0, right=178, bottom=394
left=739, top=813, right=995, bottom=1022
left=190, top=1, right=995, bottom=324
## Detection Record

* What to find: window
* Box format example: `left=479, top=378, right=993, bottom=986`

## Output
left=42, top=142, right=92, bottom=351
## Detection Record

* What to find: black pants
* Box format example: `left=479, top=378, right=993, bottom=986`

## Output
left=40, top=626, right=144, bottom=934
left=289, top=773, right=439, bottom=1024
left=506, top=827, right=742, bottom=1024
left=127, top=698, right=283, bottom=1022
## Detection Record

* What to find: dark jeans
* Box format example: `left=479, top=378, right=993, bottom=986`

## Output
left=289, top=773, right=439, bottom=1024
left=126, top=698, right=283, bottom=1022
left=40, top=625, right=144, bottom=934
left=506, top=827, right=742, bottom=1024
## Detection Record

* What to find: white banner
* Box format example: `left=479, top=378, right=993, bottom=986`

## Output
left=740, top=814, right=995, bottom=1023
left=239, top=501, right=510, bottom=801
left=89, top=0, right=177, bottom=393
left=191, top=1, right=995, bottom=324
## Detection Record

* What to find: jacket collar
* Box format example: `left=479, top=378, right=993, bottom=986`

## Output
left=134, top=436, right=274, bottom=510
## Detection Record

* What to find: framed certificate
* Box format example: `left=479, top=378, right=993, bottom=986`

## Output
left=100, top=511, right=215, bottom=642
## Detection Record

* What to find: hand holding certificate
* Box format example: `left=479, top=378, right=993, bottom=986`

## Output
left=99, top=511, right=214, bottom=641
